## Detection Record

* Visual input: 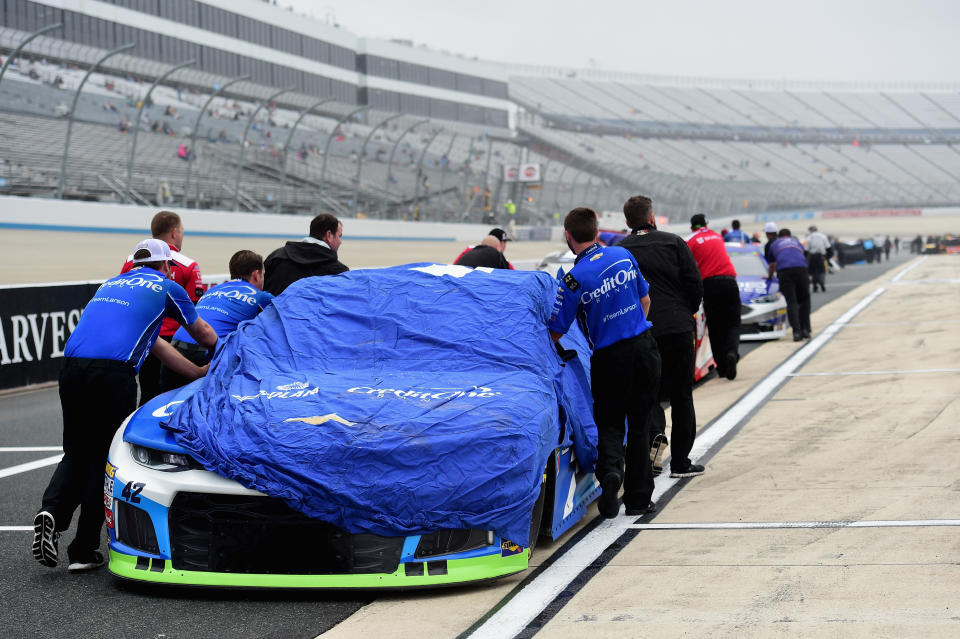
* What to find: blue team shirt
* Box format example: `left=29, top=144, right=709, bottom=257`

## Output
left=64, top=267, right=198, bottom=370
left=770, top=236, right=808, bottom=270
left=548, top=243, right=652, bottom=350
left=723, top=229, right=749, bottom=243
left=173, top=279, right=274, bottom=345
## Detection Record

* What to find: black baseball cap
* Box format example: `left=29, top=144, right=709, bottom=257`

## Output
left=690, top=214, right=708, bottom=228
left=489, top=228, right=511, bottom=242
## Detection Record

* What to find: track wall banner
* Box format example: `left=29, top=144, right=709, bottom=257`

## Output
left=0, top=282, right=99, bottom=390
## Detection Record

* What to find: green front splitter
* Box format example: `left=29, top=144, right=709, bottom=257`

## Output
left=109, top=549, right=528, bottom=588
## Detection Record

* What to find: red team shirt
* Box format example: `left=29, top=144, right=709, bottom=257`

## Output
left=685, top=228, right=737, bottom=278
left=120, top=242, right=204, bottom=337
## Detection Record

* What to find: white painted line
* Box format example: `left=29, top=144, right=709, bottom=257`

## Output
left=627, top=519, right=960, bottom=531
left=845, top=319, right=960, bottom=327
left=890, top=256, right=927, bottom=282
left=790, top=368, right=960, bottom=377
left=0, top=526, right=33, bottom=532
left=892, top=278, right=960, bottom=285
left=0, top=455, right=62, bottom=480
left=0, top=447, right=63, bottom=452
left=466, top=287, right=888, bottom=639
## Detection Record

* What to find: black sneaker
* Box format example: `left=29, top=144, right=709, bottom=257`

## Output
left=670, top=463, right=706, bottom=478
left=793, top=331, right=803, bottom=342
left=802, top=330, right=811, bottom=339
left=32, top=511, right=59, bottom=568
left=724, top=352, right=738, bottom=380
left=649, top=433, right=668, bottom=477
left=597, top=474, right=622, bottom=518
left=67, top=550, right=105, bottom=573
left=624, top=501, right=657, bottom=516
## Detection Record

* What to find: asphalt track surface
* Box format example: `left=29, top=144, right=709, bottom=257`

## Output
left=0, top=252, right=914, bottom=638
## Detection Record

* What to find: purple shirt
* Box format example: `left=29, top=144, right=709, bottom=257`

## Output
left=770, top=236, right=807, bottom=270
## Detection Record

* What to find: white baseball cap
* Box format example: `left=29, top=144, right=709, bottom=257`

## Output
left=131, top=238, right=171, bottom=264
left=763, top=222, right=778, bottom=233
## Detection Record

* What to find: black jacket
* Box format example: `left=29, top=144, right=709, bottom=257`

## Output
left=454, top=245, right=511, bottom=270
left=617, top=226, right=703, bottom=337
left=264, top=240, right=349, bottom=295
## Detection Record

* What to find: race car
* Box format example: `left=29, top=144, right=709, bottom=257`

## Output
left=105, top=264, right=601, bottom=589
left=725, top=243, right=788, bottom=341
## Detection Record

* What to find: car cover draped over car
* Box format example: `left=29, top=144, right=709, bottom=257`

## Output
left=162, top=264, right=597, bottom=546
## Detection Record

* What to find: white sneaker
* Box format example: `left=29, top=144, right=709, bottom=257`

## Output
left=68, top=550, right=105, bottom=572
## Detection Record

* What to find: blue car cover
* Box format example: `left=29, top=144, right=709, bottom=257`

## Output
left=163, top=264, right=597, bottom=546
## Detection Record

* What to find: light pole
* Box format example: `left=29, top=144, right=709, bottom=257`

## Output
left=125, top=59, right=195, bottom=202
left=381, top=118, right=428, bottom=217
left=58, top=42, right=135, bottom=199
left=183, top=74, right=250, bottom=207
left=319, top=104, right=372, bottom=199
left=353, top=112, right=403, bottom=216
left=232, top=86, right=295, bottom=211
left=275, top=96, right=335, bottom=213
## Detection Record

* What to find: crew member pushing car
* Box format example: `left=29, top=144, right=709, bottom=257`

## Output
left=120, top=211, right=204, bottom=405
left=160, top=250, right=274, bottom=392
left=33, top=239, right=217, bottom=573
left=548, top=207, right=661, bottom=519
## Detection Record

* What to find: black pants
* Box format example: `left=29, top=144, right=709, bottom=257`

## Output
left=590, top=331, right=661, bottom=510
left=808, top=253, right=826, bottom=291
left=40, top=358, right=137, bottom=560
left=778, top=267, right=812, bottom=334
left=647, top=331, right=697, bottom=473
left=702, top=276, right=741, bottom=375
left=137, top=334, right=171, bottom=406
left=159, top=340, right=209, bottom=393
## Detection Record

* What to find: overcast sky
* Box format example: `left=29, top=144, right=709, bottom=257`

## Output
left=284, top=0, right=959, bottom=83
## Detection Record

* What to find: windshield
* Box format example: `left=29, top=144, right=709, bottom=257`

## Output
left=728, top=251, right=768, bottom=277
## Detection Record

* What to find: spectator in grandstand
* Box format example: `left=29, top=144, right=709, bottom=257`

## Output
left=120, top=211, right=205, bottom=405
left=160, top=250, right=274, bottom=392
left=549, top=207, right=660, bottom=518
left=768, top=229, right=811, bottom=342
left=723, top=219, right=749, bottom=244
left=805, top=225, right=831, bottom=292
left=618, top=196, right=704, bottom=481
left=454, top=229, right=514, bottom=270
left=687, top=214, right=741, bottom=381
left=33, top=238, right=216, bottom=573
left=264, top=213, right=349, bottom=295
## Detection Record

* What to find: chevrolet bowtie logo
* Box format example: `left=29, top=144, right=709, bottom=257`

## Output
left=283, top=414, right=357, bottom=426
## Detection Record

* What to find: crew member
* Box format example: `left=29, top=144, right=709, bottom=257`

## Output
left=686, top=214, right=741, bottom=380
left=763, top=221, right=779, bottom=263
left=120, top=210, right=204, bottom=405
left=768, top=228, right=812, bottom=341
left=723, top=219, right=749, bottom=244
left=618, top=196, right=705, bottom=480
left=549, top=207, right=660, bottom=518
left=454, top=228, right=514, bottom=269
left=34, top=239, right=217, bottom=573
left=264, top=213, right=348, bottom=295
left=160, top=250, right=274, bottom=392
left=805, top=225, right=831, bottom=292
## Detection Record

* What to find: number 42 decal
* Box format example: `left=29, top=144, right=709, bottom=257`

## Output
left=121, top=481, right=145, bottom=503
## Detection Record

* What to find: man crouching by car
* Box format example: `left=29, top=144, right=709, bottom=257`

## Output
left=32, top=239, right=218, bottom=573
left=548, top=208, right=661, bottom=519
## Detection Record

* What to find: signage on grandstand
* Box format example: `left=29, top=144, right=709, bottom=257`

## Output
left=503, top=163, right=542, bottom=183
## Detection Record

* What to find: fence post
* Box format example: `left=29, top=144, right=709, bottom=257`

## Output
left=382, top=118, right=428, bottom=218
left=183, top=74, right=250, bottom=207
left=411, top=128, right=443, bottom=221
left=232, top=86, right=295, bottom=211
left=353, top=113, right=402, bottom=216
left=0, top=23, right=62, bottom=89
left=275, top=96, right=335, bottom=213
left=58, top=42, right=135, bottom=199
left=125, top=59, right=196, bottom=202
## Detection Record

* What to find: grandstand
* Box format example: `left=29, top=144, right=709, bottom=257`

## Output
left=2, top=0, right=960, bottom=224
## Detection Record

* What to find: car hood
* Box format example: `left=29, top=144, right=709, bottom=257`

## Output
left=123, top=380, right=203, bottom=454
left=737, top=275, right=779, bottom=303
